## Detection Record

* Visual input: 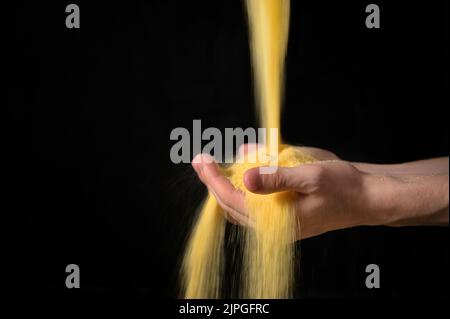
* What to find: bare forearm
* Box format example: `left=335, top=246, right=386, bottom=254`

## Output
left=354, top=157, right=449, bottom=175
left=365, top=173, right=449, bottom=227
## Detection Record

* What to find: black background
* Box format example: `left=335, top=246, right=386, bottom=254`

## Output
left=8, top=0, right=448, bottom=301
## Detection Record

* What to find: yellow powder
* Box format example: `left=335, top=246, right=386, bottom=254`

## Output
left=181, top=0, right=316, bottom=298
left=246, top=0, right=290, bottom=148
left=182, top=194, right=226, bottom=298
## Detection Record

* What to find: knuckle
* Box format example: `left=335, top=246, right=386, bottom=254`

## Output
left=268, top=172, right=285, bottom=190
left=220, top=194, right=233, bottom=207
left=310, top=165, right=326, bottom=184
left=217, top=198, right=232, bottom=213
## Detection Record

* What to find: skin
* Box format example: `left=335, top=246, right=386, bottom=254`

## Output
left=192, top=144, right=449, bottom=240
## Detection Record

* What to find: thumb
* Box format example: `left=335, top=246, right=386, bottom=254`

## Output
left=243, top=166, right=313, bottom=194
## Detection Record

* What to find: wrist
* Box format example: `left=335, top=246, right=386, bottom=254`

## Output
left=361, top=173, right=401, bottom=226
left=362, top=172, right=449, bottom=227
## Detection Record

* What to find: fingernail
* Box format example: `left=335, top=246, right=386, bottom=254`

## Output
left=192, top=153, right=203, bottom=164
left=201, top=153, right=215, bottom=164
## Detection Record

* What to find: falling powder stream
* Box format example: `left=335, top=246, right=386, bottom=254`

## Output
left=181, top=0, right=316, bottom=299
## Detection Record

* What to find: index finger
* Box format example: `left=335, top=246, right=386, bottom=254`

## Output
left=192, top=154, right=248, bottom=222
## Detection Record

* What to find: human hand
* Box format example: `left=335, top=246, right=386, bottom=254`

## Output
left=192, top=144, right=385, bottom=239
